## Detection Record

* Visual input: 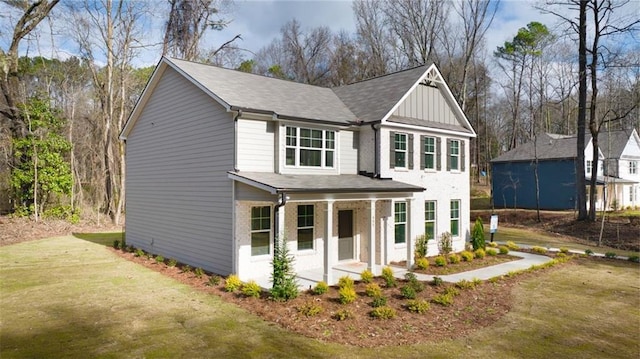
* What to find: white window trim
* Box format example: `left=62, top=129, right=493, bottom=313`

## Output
left=423, top=136, right=436, bottom=170
left=425, top=200, right=436, bottom=240
left=450, top=140, right=460, bottom=171
left=297, top=204, right=315, bottom=252
left=450, top=200, right=460, bottom=237
left=630, top=161, right=638, bottom=175
left=250, top=205, right=272, bottom=259
left=394, top=201, right=407, bottom=245
left=395, top=133, right=408, bottom=169
left=285, top=126, right=336, bottom=168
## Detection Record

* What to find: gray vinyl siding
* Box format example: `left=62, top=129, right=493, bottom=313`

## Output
left=393, top=85, right=458, bottom=126
left=237, top=119, right=275, bottom=172
left=125, top=67, right=234, bottom=275
left=340, top=130, right=358, bottom=174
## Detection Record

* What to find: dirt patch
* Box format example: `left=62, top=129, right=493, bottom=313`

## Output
left=110, top=248, right=575, bottom=348
left=395, top=254, right=519, bottom=276
left=0, top=215, right=122, bottom=247
left=471, top=209, right=640, bottom=252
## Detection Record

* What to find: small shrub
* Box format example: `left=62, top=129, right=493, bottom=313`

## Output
left=371, top=295, right=387, bottom=307
left=134, top=248, right=145, bottom=257
left=487, top=241, right=498, bottom=248
left=370, top=306, right=396, bottom=319
left=559, top=247, right=570, bottom=254
left=605, top=251, right=617, bottom=259
left=531, top=246, right=547, bottom=254
left=241, top=280, right=262, bottom=298
left=486, top=248, right=498, bottom=256
left=499, top=246, right=509, bottom=255
left=404, top=272, right=424, bottom=292
left=298, top=302, right=323, bottom=317
left=338, top=276, right=355, bottom=289
left=432, top=293, right=454, bottom=306
left=207, top=275, right=221, bottom=286
left=434, top=255, right=447, bottom=267
left=406, top=299, right=430, bottom=314
left=338, top=286, right=357, bottom=304
left=460, top=250, right=474, bottom=262
left=472, top=278, right=482, bottom=286
left=155, top=255, right=165, bottom=264
left=400, top=285, right=417, bottom=299
left=432, top=276, right=444, bottom=286
left=471, top=217, right=485, bottom=250
left=627, top=255, right=640, bottom=263
left=556, top=252, right=567, bottom=258
left=270, top=238, right=299, bottom=301
left=360, top=269, right=374, bottom=283
left=474, top=248, right=486, bottom=259
left=112, top=240, right=121, bottom=249
left=381, top=266, right=397, bottom=287
left=313, top=281, right=329, bottom=295
left=167, top=258, right=177, bottom=267
left=415, top=257, right=429, bottom=270
left=224, top=274, right=242, bottom=292
left=585, top=249, right=594, bottom=256
left=438, top=232, right=453, bottom=255
left=414, top=234, right=428, bottom=260
left=194, top=267, right=205, bottom=278
left=456, top=279, right=476, bottom=290
left=443, top=286, right=460, bottom=297
left=333, top=309, right=353, bottom=321
left=505, top=241, right=520, bottom=250
left=182, top=265, right=192, bottom=273
left=448, top=253, right=461, bottom=264
left=365, top=282, right=383, bottom=298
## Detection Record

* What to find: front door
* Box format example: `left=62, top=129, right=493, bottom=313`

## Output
left=338, top=210, right=354, bottom=261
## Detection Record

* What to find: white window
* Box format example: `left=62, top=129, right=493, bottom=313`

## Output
left=423, top=136, right=436, bottom=170
left=297, top=205, right=314, bottom=251
left=285, top=126, right=335, bottom=168
left=394, top=202, right=407, bottom=244
left=630, top=187, right=635, bottom=203
left=425, top=201, right=436, bottom=240
left=450, top=200, right=460, bottom=237
left=251, top=206, right=271, bottom=256
left=394, top=133, right=407, bottom=168
left=448, top=139, right=460, bottom=171
left=630, top=161, right=638, bottom=175
left=586, top=160, right=592, bottom=174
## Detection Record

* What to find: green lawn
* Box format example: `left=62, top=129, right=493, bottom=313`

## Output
left=1, top=233, right=639, bottom=358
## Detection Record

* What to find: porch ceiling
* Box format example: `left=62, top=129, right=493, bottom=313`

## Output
left=228, top=171, right=425, bottom=195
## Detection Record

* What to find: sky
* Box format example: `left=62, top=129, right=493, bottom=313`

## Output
left=1, top=0, right=638, bottom=67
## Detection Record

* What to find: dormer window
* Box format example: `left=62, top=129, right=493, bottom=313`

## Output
left=285, top=126, right=335, bottom=168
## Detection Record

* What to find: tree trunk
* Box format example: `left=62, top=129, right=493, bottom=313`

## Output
left=576, top=0, right=588, bottom=221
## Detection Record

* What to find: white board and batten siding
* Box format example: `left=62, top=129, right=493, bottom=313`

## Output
left=237, top=119, right=275, bottom=172
left=393, top=85, right=458, bottom=126
left=125, top=67, right=235, bottom=275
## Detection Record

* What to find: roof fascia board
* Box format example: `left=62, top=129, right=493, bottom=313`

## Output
left=378, top=66, right=431, bottom=125
left=120, top=57, right=166, bottom=140
left=384, top=121, right=476, bottom=138
left=228, top=172, right=278, bottom=194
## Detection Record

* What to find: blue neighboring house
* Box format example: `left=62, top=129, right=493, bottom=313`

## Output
left=491, top=134, right=582, bottom=210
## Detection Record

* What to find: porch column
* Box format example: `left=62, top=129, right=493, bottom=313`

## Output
left=367, top=200, right=376, bottom=274
left=323, top=200, right=335, bottom=284
left=406, top=197, right=417, bottom=270
left=277, top=203, right=286, bottom=242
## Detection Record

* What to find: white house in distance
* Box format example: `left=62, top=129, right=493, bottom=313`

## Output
left=120, top=57, right=476, bottom=285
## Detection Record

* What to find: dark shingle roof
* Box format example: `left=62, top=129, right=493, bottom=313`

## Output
left=332, top=66, right=428, bottom=123
left=491, top=133, right=579, bottom=162
left=589, top=130, right=630, bottom=158
left=228, top=171, right=425, bottom=194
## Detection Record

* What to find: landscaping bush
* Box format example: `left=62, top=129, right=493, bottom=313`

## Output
left=338, top=276, right=355, bottom=289
left=434, top=255, right=447, bottom=267
left=182, top=265, right=192, bottom=273
left=371, top=295, right=387, bottom=308
left=471, top=217, right=485, bottom=250
left=207, top=275, right=221, bottom=286
left=448, top=253, right=461, bottom=264
left=241, top=280, right=262, bottom=298
left=585, top=249, right=594, bottom=256
left=499, top=246, right=509, bottom=255
left=438, top=232, right=453, bottom=255
left=167, top=258, right=177, bottom=267
left=531, top=246, right=547, bottom=254
left=559, top=247, right=570, bottom=254
left=134, top=248, right=145, bottom=257
left=432, top=293, right=454, bottom=306
left=406, top=299, right=430, bottom=314
left=605, top=251, right=617, bottom=259
left=381, top=266, right=396, bottom=287
left=486, top=248, right=498, bottom=256
left=369, top=306, right=396, bottom=319
left=338, top=286, right=357, bottom=304
left=460, top=250, right=474, bottom=262
left=505, top=241, right=520, bottom=250
left=312, top=281, right=329, bottom=295
left=113, top=240, right=121, bottom=249
left=400, top=285, right=417, bottom=299
left=194, top=267, right=205, bottom=278
left=455, top=279, right=477, bottom=290
left=404, top=272, right=424, bottom=292
left=415, top=257, right=429, bottom=270
left=487, top=241, right=498, bottom=248
left=556, top=252, right=567, bottom=258
left=298, top=302, right=322, bottom=317
left=224, top=274, right=242, bottom=292
left=270, top=239, right=298, bottom=301
left=444, top=286, right=460, bottom=297
left=365, top=283, right=382, bottom=298
left=360, top=269, right=374, bottom=283
left=333, top=309, right=353, bottom=321
left=474, top=248, right=486, bottom=259
left=628, top=255, right=640, bottom=263
left=432, top=276, right=444, bottom=286
left=155, top=255, right=165, bottom=264
left=414, top=234, right=428, bottom=260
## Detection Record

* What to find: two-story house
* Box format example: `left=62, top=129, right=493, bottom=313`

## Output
left=120, top=57, right=476, bottom=285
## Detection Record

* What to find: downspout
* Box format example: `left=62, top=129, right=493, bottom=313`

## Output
left=233, top=110, right=242, bottom=172
left=371, top=123, right=380, bottom=178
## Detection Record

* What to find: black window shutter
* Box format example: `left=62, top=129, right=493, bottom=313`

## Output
left=461, top=140, right=466, bottom=172
left=446, top=139, right=451, bottom=171
left=408, top=134, right=414, bottom=169
left=436, top=137, right=441, bottom=171
left=390, top=131, right=396, bottom=168
left=420, top=136, right=425, bottom=170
